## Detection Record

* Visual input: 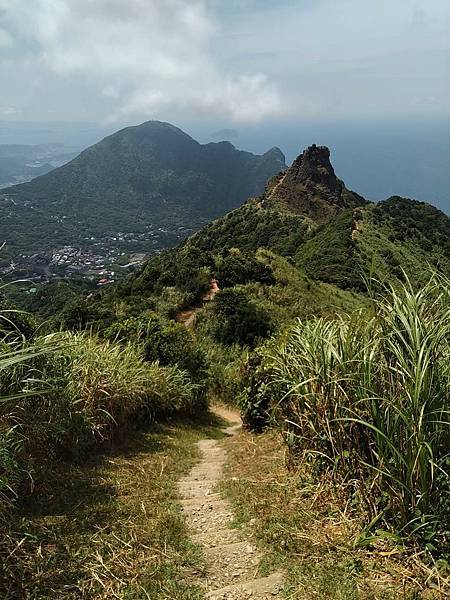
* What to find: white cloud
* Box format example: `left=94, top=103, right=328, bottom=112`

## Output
left=0, top=0, right=448, bottom=124
left=0, top=27, right=12, bottom=47
left=1, top=0, right=285, bottom=122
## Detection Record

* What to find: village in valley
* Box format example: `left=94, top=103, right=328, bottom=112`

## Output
left=0, top=223, right=199, bottom=288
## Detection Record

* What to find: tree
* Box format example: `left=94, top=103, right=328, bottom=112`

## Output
left=210, top=289, right=272, bottom=347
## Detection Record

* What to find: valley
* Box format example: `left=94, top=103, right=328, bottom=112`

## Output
left=0, top=215, right=203, bottom=284
left=0, top=121, right=285, bottom=285
left=0, top=142, right=79, bottom=189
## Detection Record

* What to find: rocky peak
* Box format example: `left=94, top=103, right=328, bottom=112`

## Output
left=263, top=144, right=366, bottom=222
left=263, top=146, right=286, bottom=162
left=290, top=145, right=339, bottom=191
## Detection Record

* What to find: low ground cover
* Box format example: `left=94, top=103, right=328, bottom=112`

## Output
left=221, top=429, right=449, bottom=599
left=1, top=415, right=225, bottom=599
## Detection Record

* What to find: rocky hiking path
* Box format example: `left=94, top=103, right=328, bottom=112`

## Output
left=178, top=405, right=283, bottom=599
left=266, top=172, right=287, bottom=201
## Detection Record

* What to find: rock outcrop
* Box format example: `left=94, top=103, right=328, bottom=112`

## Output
left=264, top=144, right=366, bottom=222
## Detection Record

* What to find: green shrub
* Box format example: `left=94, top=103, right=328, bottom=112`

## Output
left=207, top=288, right=273, bottom=347
left=153, top=286, right=190, bottom=318
left=57, top=297, right=116, bottom=331
left=0, top=330, right=202, bottom=510
left=55, top=332, right=202, bottom=444
left=199, top=338, right=247, bottom=405
left=295, top=209, right=362, bottom=289
left=104, top=314, right=207, bottom=383
left=242, top=276, right=450, bottom=551
left=215, top=250, right=275, bottom=288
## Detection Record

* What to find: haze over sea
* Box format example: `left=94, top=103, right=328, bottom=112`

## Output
left=1, top=117, right=448, bottom=214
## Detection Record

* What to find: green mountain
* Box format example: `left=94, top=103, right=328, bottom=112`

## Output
left=4, top=141, right=448, bottom=596
left=114, top=143, right=450, bottom=305
left=17, top=142, right=450, bottom=326
left=0, top=121, right=286, bottom=258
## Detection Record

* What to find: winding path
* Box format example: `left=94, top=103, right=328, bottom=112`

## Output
left=176, top=279, right=220, bottom=329
left=178, top=406, right=283, bottom=599
left=266, top=172, right=287, bottom=201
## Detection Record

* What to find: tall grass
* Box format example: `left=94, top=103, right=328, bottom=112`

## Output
left=199, top=336, right=247, bottom=405
left=1, top=309, right=203, bottom=592
left=1, top=328, right=200, bottom=512
left=0, top=307, right=62, bottom=509
left=365, top=277, right=450, bottom=533
left=242, top=276, right=450, bottom=547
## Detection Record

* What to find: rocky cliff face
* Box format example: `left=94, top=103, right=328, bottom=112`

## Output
left=264, top=144, right=366, bottom=221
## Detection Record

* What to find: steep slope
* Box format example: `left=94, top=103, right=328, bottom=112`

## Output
left=295, top=197, right=450, bottom=288
left=0, top=121, right=285, bottom=257
left=263, top=144, right=366, bottom=220
left=123, top=144, right=450, bottom=304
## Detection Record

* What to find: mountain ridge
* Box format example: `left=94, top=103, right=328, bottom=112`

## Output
left=0, top=120, right=286, bottom=269
left=13, top=142, right=450, bottom=329
left=117, top=143, right=450, bottom=305
left=262, top=143, right=366, bottom=221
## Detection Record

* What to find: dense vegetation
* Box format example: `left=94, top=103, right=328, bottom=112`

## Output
left=2, top=143, right=450, bottom=596
left=241, top=276, right=450, bottom=555
left=0, top=304, right=209, bottom=592
left=0, top=121, right=285, bottom=258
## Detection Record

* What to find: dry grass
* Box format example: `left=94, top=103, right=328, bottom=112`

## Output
left=1, top=413, right=226, bottom=599
left=221, top=429, right=449, bottom=600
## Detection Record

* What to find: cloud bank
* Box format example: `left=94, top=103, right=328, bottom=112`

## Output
left=0, top=0, right=448, bottom=124
left=1, top=0, right=284, bottom=122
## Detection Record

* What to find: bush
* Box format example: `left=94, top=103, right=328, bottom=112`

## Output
left=104, top=314, right=207, bottom=383
left=241, top=276, right=450, bottom=551
left=215, top=250, right=275, bottom=288
left=57, top=297, right=115, bottom=331
left=0, top=330, right=202, bottom=511
left=295, top=209, right=362, bottom=289
left=199, top=338, right=247, bottom=405
left=208, top=288, right=273, bottom=347
left=54, top=332, right=201, bottom=445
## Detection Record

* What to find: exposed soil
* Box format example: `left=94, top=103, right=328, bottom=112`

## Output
left=176, top=308, right=198, bottom=328
left=266, top=172, right=287, bottom=201
left=176, top=279, right=220, bottom=329
left=178, top=405, right=283, bottom=599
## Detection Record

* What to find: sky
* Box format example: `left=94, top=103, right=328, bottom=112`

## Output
left=0, top=0, right=449, bottom=211
left=0, top=0, right=449, bottom=124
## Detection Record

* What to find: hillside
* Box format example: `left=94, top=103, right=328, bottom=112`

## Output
left=17, top=142, right=450, bottom=328
left=262, top=143, right=366, bottom=220
left=107, top=144, right=450, bottom=308
left=0, top=122, right=285, bottom=272
left=3, top=143, right=449, bottom=599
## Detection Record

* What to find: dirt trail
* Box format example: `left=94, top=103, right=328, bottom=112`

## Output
left=176, top=279, right=220, bottom=329
left=266, top=172, right=287, bottom=201
left=178, top=405, right=283, bottom=599
left=176, top=308, right=198, bottom=329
